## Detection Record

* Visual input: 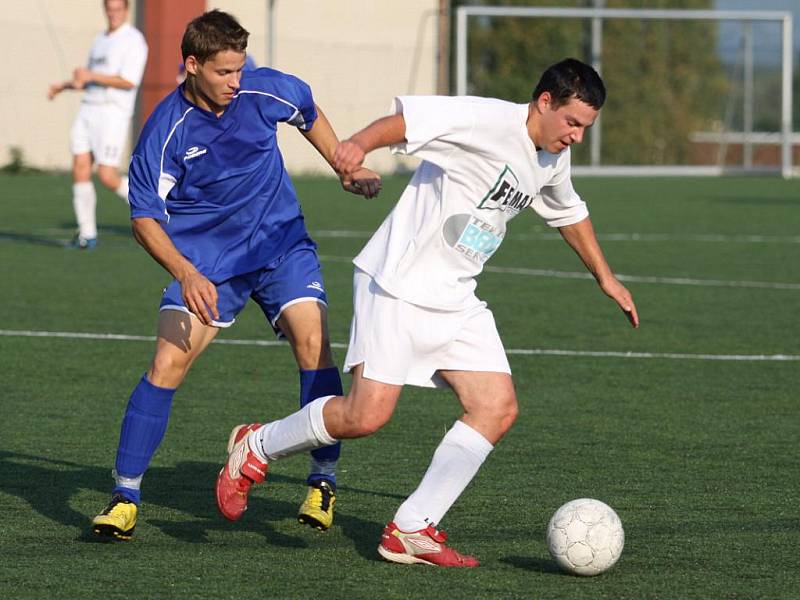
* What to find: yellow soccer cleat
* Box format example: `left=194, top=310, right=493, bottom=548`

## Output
left=92, top=494, right=138, bottom=541
left=297, top=480, right=336, bottom=531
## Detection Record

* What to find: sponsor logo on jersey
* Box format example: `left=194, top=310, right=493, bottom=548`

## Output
left=306, top=281, right=324, bottom=292
left=478, top=165, right=533, bottom=214
left=442, top=214, right=503, bottom=264
left=183, top=146, right=208, bottom=161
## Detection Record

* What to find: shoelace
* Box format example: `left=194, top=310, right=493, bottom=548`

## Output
left=422, top=525, right=447, bottom=543
left=102, top=494, right=131, bottom=515
left=315, top=484, right=332, bottom=511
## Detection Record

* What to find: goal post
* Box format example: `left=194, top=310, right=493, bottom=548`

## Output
left=455, top=6, right=795, bottom=178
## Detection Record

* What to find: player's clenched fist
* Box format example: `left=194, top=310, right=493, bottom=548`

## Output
left=333, top=140, right=366, bottom=177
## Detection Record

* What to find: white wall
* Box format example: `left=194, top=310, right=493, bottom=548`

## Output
left=0, top=0, right=121, bottom=170
left=211, top=0, right=441, bottom=173
left=2, top=0, right=440, bottom=174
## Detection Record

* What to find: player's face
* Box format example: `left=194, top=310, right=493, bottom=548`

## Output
left=185, top=50, right=247, bottom=114
left=531, top=93, right=599, bottom=154
left=104, top=0, right=128, bottom=32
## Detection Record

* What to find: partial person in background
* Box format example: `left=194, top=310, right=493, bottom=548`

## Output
left=47, top=0, right=148, bottom=249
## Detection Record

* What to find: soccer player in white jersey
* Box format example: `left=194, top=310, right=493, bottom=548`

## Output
left=89, top=10, right=380, bottom=541
left=47, top=0, right=148, bottom=249
left=217, top=58, right=639, bottom=566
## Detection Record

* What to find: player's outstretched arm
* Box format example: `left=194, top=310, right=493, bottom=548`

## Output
left=47, top=81, right=75, bottom=100
left=301, top=104, right=381, bottom=198
left=558, top=217, right=639, bottom=328
left=72, top=67, right=136, bottom=91
left=131, top=218, right=219, bottom=325
left=299, top=105, right=339, bottom=167
left=333, top=114, right=407, bottom=177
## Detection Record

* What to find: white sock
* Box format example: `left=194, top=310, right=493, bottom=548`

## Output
left=393, top=420, right=493, bottom=532
left=115, top=175, right=129, bottom=204
left=112, top=468, right=142, bottom=490
left=309, top=458, right=337, bottom=479
left=72, top=181, right=97, bottom=240
left=249, top=396, right=337, bottom=462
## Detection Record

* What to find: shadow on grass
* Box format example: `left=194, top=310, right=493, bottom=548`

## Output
left=0, top=230, right=70, bottom=248
left=0, top=450, right=385, bottom=559
left=500, top=555, right=563, bottom=575
left=0, top=222, right=131, bottom=248
left=53, top=222, right=133, bottom=237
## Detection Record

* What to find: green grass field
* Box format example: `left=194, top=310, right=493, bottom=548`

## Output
left=1, top=172, right=798, bottom=598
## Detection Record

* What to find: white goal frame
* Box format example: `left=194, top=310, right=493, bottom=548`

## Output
left=455, top=6, right=795, bottom=178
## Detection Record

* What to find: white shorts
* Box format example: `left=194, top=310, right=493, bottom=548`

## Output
left=343, top=269, right=511, bottom=388
left=69, top=103, right=131, bottom=167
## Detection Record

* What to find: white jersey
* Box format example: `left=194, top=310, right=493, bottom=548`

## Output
left=353, top=95, right=589, bottom=311
left=82, top=23, right=148, bottom=116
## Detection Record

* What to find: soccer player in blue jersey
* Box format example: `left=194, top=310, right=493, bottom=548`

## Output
left=90, top=9, right=380, bottom=540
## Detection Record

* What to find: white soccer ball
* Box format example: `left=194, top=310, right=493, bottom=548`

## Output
left=546, top=498, right=624, bottom=576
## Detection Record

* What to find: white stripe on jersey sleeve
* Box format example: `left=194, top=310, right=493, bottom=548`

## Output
left=156, top=107, right=194, bottom=219
left=158, top=172, right=177, bottom=203
left=234, top=90, right=307, bottom=129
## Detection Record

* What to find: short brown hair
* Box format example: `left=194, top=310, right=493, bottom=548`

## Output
left=181, top=9, right=249, bottom=63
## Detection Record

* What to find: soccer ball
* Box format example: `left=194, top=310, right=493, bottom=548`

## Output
left=546, top=498, right=624, bottom=576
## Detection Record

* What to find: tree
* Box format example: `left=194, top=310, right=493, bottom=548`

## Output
left=457, top=0, right=728, bottom=165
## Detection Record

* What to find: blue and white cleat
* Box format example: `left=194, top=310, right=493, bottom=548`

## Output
left=70, top=234, right=97, bottom=250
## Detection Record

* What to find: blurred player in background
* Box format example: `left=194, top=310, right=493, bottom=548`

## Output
left=217, top=58, right=639, bottom=567
left=90, top=9, right=380, bottom=541
left=47, top=0, right=148, bottom=249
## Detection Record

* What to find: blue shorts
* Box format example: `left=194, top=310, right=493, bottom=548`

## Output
left=159, top=247, right=328, bottom=336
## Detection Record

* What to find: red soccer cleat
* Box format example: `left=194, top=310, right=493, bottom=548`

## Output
left=377, top=522, right=480, bottom=567
left=216, top=423, right=267, bottom=521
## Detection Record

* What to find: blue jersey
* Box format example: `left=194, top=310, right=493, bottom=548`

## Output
left=129, top=68, right=318, bottom=282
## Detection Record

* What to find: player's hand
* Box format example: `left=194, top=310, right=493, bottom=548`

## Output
left=600, top=276, right=639, bottom=328
left=72, top=67, right=90, bottom=89
left=48, top=82, right=75, bottom=99
left=333, top=139, right=366, bottom=177
left=342, top=167, right=381, bottom=199
left=179, top=271, right=220, bottom=326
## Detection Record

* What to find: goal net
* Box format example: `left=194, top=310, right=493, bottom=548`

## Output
left=455, top=5, right=796, bottom=178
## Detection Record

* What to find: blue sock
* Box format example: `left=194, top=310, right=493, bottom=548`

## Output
left=300, top=367, right=342, bottom=487
left=112, top=374, right=175, bottom=505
